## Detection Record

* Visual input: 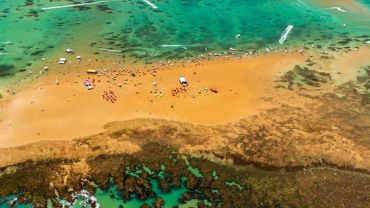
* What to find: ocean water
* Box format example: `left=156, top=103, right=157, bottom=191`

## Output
left=361, top=0, right=370, bottom=7
left=0, top=0, right=369, bottom=79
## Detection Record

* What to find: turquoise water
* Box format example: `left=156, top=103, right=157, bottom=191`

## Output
left=0, top=179, right=208, bottom=208
left=94, top=179, right=193, bottom=208
left=57, top=177, right=208, bottom=208
left=0, top=163, right=212, bottom=207
left=0, top=0, right=369, bottom=79
left=182, top=156, right=203, bottom=178
left=361, top=0, right=370, bottom=7
left=225, top=181, right=244, bottom=191
left=94, top=175, right=212, bottom=208
left=211, top=170, right=219, bottom=180
left=0, top=194, right=32, bottom=208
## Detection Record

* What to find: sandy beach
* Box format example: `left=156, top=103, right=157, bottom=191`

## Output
left=0, top=52, right=307, bottom=147
left=0, top=45, right=369, bottom=149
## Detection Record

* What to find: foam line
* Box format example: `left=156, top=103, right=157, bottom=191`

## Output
left=0, top=41, right=14, bottom=45
left=295, top=0, right=312, bottom=11
left=160, top=44, right=201, bottom=47
left=279, top=25, right=294, bottom=44
left=41, top=0, right=115, bottom=10
left=161, top=44, right=187, bottom=47
left=99, top=48, right=123, bottom=52
left=142, top=0, right=158, bottom=9
left=324, top=7, right=347, bottom=13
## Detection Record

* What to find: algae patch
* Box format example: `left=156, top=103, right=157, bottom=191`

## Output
left=356, top=66, right=370, bottom=94
left=0, top=64, right=16, bottom=77
left=280, top=65, right=331, bottom=89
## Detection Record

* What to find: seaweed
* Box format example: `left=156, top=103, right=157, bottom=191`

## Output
left=280, top=65, right=331, bottom=89
left=0, top=64, right=16, bottom=77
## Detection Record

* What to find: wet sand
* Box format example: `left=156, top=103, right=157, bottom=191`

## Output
left=308, top=0, right=370, bottom=26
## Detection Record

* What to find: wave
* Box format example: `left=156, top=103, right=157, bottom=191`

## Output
left=323, top=7, right=347, bottom=13
left=99, top=48, right=123, bottom=52
left=0, top=41, right=14, bottom=45
left=41, top=0, right=117, bottom=10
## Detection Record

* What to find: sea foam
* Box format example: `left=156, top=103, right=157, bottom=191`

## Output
left=41, top=0, right=116, bottom=10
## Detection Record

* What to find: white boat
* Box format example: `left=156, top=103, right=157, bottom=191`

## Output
left=58, top=58, right=67, bottom=64
left=65, top=48, right=74, bottom=54
left=279, top=25, right=294, bottom=44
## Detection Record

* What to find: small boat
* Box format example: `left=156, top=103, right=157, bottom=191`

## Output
left=58, top=58, right=67, bottom=64
left=65, top=48, right=75, bottom=54
left=210, top=88, right=218, bottom=93
left=235, top=34, right=241, bottom=39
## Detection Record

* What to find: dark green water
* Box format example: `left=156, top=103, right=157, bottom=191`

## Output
left=0, top=0, right=369, bottom=79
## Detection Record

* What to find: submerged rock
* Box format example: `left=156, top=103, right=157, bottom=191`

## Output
left=280, top=65, right=331, bottom=89
left=154, top=197, right=164, bottom=208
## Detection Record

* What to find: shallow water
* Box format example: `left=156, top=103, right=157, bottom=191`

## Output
left=0, top=179, right=207, bottom=208
left=0, top=194, right=32, bottom=208
left=0, top=0, right=369, bottom=78
left=0, top=163, right=212, bottom=207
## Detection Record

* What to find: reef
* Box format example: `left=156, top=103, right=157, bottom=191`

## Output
left=356, top=65, right=370, bottom=96
left=0, top=64, right=16, bottom=77
left=280, top=64, right=331, bottom=89
left=1, top=140, right=370, bottom=207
